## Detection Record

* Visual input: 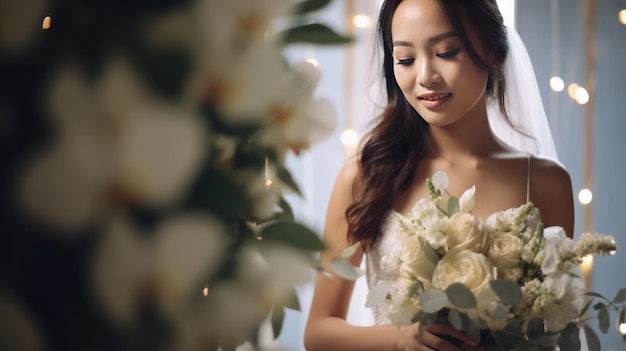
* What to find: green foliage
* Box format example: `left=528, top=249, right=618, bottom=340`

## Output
left=445, top=283, right=477, bottom=308
left=260, top=221, right=324, bottom=251
left=419, top=236, right=441, bottom=265
left=294, top=0, right=332, bottom=14
left=447, top=196, right=459, bottom=216
left=490, top=280, right=523, bottom=307
left=282, top=23, right=352, bottom=45
left=419, top=290, right=447, bottom=313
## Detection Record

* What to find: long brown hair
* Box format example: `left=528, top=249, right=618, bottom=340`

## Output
left=346, top=0, right=510, bottom=251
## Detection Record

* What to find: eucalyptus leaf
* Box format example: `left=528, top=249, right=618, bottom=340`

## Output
left=271, top=305, right=285, bottom=339
left=583, top=324, right=601, bottom=351
left=493, top=305, right=510, bottom=322
left=260, top=221, right=324, bottom=251
left=278, top=196, right=295, bottom=221
left=467, top=320, right=482, bottom=343
left=365, top=283, right=391, bottom=308
left=512, top=339, right=534, bottom=351
left=532, top=332, right=560, bottom=347
left=283, top=286, right=301, bottom=311
left=593, top=302, right=605, bottom=311
left=585, top=291, right=607, bottom=300
left=328, top=257, right=364, bottom=280
left=503, top=319, right=522, bottom=334
left=490, top=280, right=523, bottom=306
left=419, top=289, right=447, bottom=313
left=612, top=287, right=626, bottom=303
left=447, top=308, right=465, bottom=330
left=282, top=24, right=352, bottom=45
left=445, top=283, right=477, bottom=308
left=526, top=318, right=545, bottom=340
left=559, top=323, right=582, bottom=351
left=411, top=310, right=425, bottom=324
left=447, top=196, right=459, bottom=216
left=277, top=167, right=302, bottom=195
left=294, top=0, right=331, bottom=14
left=419, top=236, right=441, bottom=265
left=598, top=304, right=610, bottom=333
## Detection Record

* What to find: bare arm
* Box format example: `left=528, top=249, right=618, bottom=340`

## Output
left=304, top=160, right=480, bottom=351
left=531, top=156, right=575, bottom=238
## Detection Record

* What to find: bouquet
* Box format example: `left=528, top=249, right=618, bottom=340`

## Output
left=366, top=171, right=621, bottom=351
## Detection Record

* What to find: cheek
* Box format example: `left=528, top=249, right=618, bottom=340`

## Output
left=393, top=67, right=415, bottom=94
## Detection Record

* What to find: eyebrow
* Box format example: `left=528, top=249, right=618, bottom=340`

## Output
left=392, top=31, right=458, bottom=47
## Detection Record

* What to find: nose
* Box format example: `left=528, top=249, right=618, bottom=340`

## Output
left=417, top=57, right=441, bottom=87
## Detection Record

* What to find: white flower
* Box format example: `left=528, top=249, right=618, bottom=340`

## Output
left=432, top=249, right=495, bottom=296
left=92, top=215, right=150, bottom=325
left=152, top=214, right=227, bottom=314
left=459, top=185, right=476, bottom=212
left=19, top=60, right=207, bottom=231
left=446, top=212, right=485, bottom=252
left=256, top=61, right=338, bottom=154
left=399, top=235, right=436, bottom=282
left=485, top=231, right=523, bottom=272
left=539, top=226, right=568, bottom=274
left=541, top=272, right=584, bottom=331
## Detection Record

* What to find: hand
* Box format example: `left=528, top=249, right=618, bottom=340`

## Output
left=400, top=322, right=485, bottom=351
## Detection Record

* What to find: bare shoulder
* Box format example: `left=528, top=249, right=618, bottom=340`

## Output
left=321, top=157, right=364, bottom=262
left=529, top=155, right=574, bottom=237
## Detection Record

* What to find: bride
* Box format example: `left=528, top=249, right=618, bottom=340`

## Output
left=304, top=0, right=574, bottom=350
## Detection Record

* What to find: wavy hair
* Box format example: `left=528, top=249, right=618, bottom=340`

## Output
left=346, top=0, right=510, bottom=251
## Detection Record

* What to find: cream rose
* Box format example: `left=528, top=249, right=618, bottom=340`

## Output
left=485, top=231, right=522, bottom=271
left=446, top=212, right=485, bottom=252
left=431, top=249, right=495, bottom=296
left=399, top=235, right=436, bottom=282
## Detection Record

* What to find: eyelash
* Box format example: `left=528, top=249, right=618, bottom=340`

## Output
left=395, top=48, right=461, bottom=65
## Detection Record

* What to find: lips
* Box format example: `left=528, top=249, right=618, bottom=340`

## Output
left=418, top=93, right=451, bottom=109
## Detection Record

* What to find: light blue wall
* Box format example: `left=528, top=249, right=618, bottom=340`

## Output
left=518, top=1, right=626, bottom=350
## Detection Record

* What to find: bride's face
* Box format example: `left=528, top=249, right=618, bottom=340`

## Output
left=391, top=0, right=489, bottom=127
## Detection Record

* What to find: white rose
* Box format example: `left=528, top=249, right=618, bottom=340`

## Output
left=399, top=235, right=436, bottom=281
left=432, top=249, right=495, bottom=296
left=446, top=212, right=485, bottom=252
left=485, top=232, right=522, bottom=271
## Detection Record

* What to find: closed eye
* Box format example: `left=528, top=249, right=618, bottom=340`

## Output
left=396, top=58, right=415, bottom=65
left=436, top=48, right=461, bottom=59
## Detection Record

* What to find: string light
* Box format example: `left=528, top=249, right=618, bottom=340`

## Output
left=42, top=16, right=51, bottom=30
left=340, top=129, right=359, bottom=147
left=580, top=254, right=594, bottom=270
left=567, top=83, right=580, bottom=99
left=549, top=76, right=564, bottom=92
left=575, top=86, right=590, bottom=105
left=619, top=322, right=626, bottom=335
left=578, top=188, right=593, bottom=205
left=352, top=14, right=372, bottom=28
left=619, top=9, right=626, bottom=25
left=202, top=286, right=209, bottom=297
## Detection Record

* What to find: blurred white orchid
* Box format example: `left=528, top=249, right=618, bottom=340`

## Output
left=19, top=59, right=206, bottom=231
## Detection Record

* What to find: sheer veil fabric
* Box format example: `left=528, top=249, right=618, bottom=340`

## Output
left=487, top=26, right=558, bottom=160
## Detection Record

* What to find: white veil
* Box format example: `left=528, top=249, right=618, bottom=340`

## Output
left=487, top=26, right=558, bottom=160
